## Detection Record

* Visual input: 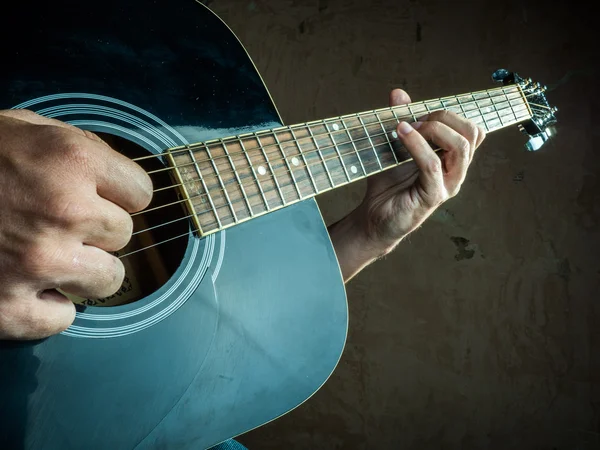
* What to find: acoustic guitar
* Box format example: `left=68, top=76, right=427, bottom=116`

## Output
left=0, top=1, right=556, bottom=449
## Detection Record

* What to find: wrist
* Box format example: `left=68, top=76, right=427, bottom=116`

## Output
left=352, top=199, right=405, bottom=256
left=328, top=203, right=405, bottom=282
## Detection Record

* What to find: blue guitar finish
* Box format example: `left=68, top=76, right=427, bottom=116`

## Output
left=0, top=1, right=348, bottom=449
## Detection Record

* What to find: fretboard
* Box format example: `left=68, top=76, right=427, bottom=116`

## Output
left=167, top=84, right=532, bottom=235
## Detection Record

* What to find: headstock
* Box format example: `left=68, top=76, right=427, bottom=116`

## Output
left=492, top=69, right=558, bottom=151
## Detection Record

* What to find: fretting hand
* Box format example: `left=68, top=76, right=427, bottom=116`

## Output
left=328, top=89, right=486, bottom=281
left=0, top=110, right=152, bottom=340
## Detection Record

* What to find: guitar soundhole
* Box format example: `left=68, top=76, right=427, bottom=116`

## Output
left=69, top=134, right=189, bottom=307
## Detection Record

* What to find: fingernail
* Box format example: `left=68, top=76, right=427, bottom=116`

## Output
left=397, top=121, right=413, bottom=135
left=411, top=121, right=424, bottom=130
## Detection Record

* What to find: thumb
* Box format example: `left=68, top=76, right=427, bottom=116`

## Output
left=389, top=88, right=412, bottom=107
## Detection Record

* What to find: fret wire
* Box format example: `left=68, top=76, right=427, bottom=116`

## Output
left=486, top=90, right=504, bottom=128
left=187, top=145, right=222, bottom=229
left=507, top=89, right=528, bottom=122
left=357, top=114, right=383, bottom=170
left=499, top=89, right=522, bottom=124
left=374, top=111, right=399, bottom=165
left=204, top=143, right=238, bottom=223
left=220, top=138, right=254, bottom=217
left=256, top=134, right=286, bottom=205
left=423, top=101, right=433, bottom=117
left=471, top=92, right=490, bottom=132
left=499, top=89, right=517, bottom=124
left=455, top=95, right=468, bottom=120
left=340, top=117, right=367, bottom=176
left=406, top=104, right=418, bottom=122
left=289, top=127, right=319, bottom=193
left=324, top=121, right=351, bottom=182
left=273, top=132, right=303, bottom=199
left=307, top=124, right=335, bottom=188
left=239, top=138, right=271, bottom=211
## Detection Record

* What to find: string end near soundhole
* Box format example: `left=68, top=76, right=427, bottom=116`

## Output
left=164, top=147, right=205, bottom=237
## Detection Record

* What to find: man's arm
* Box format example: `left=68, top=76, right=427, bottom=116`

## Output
left=328, top=89, right=485, bottom=282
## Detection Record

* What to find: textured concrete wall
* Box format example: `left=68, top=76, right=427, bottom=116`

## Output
left=206, top=0, right=598, bottom=448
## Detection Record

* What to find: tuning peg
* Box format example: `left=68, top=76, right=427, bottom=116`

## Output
left=552, top=106, right=558, bottom=113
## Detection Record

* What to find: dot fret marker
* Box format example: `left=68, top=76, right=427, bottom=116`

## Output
left=257, top=165, right=267, bottom=176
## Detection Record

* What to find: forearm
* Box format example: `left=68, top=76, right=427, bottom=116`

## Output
left=327, top=205, right=402, bottom=283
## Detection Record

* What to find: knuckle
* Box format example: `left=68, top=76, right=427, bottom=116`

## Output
left=46, top=195, right=88, bottom=228
left=466, top=122, right=478, bottom=143
left=458, top=136, right=471, bottom=155
left=427, top=157, right=443, bottom=174
left=41, top=128, right=92, bottom=170
left=62, top=137, right=92, bottom=169
left=20, top=244, right=59, bottom=280
left=427, top=121, right=441, bottom=134
left=82, top=129, right=101, bottom=142
left=112, top=215, right=134, bottom=250
left=435, top=110, right=453, bottom=121
left=100, top=210, right=134, bottom=251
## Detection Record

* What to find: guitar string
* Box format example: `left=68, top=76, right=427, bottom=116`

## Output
left=129, top=101, right=532, bottom=231
left=134, top=104, right=532, bottom=223
left=130, top=99, right=531, bottom=220
left=118, top=86, right=551, bottom=257
left=136, top=91, right=539, bottom=205
left=129, top=84, right=511, bottom=163
left=120, top=104, right=532, bottom=258
left=135, top=105, right=532, bottom=231
left=135, top=91, right=530, bottom=204
left=150, top=96, right=547, bottom=197
left=130, top=84, right=540, bottom=166
left=139, top=87, right=531, bottom=179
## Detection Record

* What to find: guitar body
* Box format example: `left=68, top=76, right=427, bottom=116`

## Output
left=0, top=1, right=347, bottom=449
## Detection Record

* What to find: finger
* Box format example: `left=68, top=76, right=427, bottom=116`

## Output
left=55, top=244, right=126, bottom=300
left=79, top=196, right=134, bottom=252
left=1, top=110, right=152, bottom=212
left=0, top=289, right=75, bottom=340
left=426, top=110, right=485, bottom=162
left=395, top=121, right=445, bottom=207
left=389, top=88, right=412, bottom=107
left=79, top=138, right=153, bottom=213
left=412, top=120, right=471, bottom=196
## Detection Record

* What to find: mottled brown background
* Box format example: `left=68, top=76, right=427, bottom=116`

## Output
left=205, top=0, right=598, bottom=448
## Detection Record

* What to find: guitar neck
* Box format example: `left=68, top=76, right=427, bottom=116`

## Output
left=167, top=84, right=533, bottom=236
